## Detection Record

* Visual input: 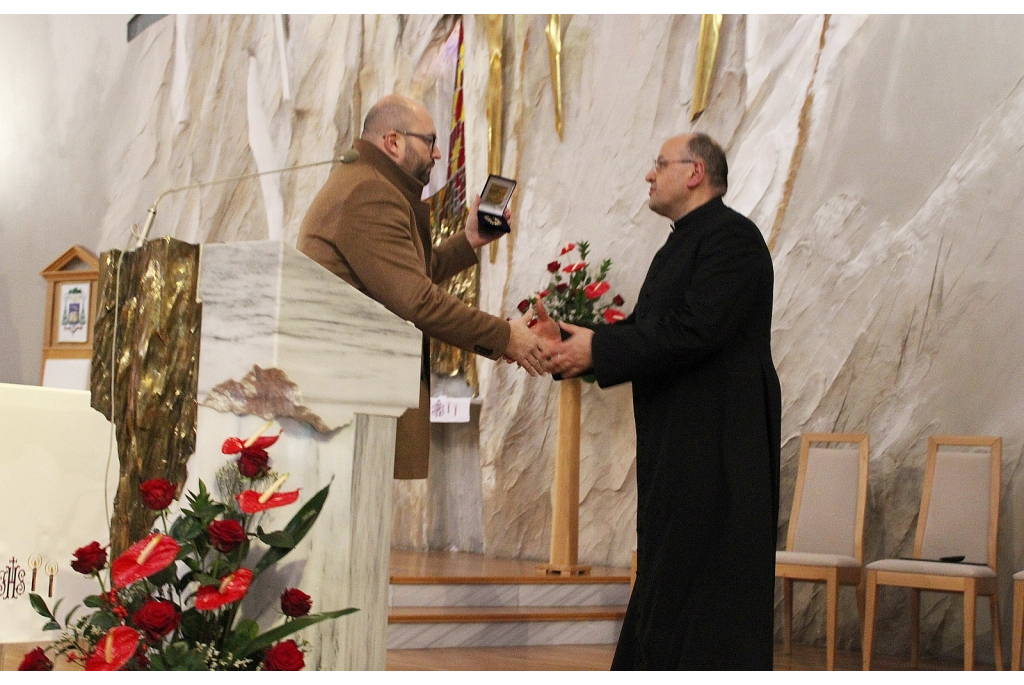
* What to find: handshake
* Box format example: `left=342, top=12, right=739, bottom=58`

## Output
left=503, top=301, right=594, bottom=379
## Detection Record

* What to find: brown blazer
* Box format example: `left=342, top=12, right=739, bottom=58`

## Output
left=297, top=139, right=510, bottom=479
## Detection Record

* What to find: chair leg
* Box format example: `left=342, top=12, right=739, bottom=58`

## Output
left=783, top=578, right=793, bottom=655
left=863, top=571, right=878, bottom=670
left=964, top=580, right=977, bottom=671
left=856, top=575, right=866, bottom=632
left=910, top=588, right=920, bottom=668
left=826, top=573, right=839, bottom=670
left=991, top=593, right=1004, bottom=670
left=1013, top=580, right=1024, bottom=671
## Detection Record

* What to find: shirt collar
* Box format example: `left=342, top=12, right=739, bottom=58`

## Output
left=671, top=195, right=725, bottom=232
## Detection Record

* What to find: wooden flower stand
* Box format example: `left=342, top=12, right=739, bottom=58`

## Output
left=537, top=377, right=591, bottom=576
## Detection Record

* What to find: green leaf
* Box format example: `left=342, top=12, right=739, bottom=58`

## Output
left=179, top=609, right=217, bottom=643
left=83, top=594, right=104, bottom=609
left=253, top=481, right=331, bottom=576
left=89, top=611, right=117, bottom=631
left=171, top=516, right=205, bottom=543
left=256, top=526, right=295, bottom=549
left=29, top=593, right=54, bottom=620
left=149, top=653, right=168, bottom=670
left=42, top=620, right=61, bottom=631
left=148, top=564, right=178, bottom=588
left=235, top=619, right=260, bottom=640
left=63, top=605, right=80, bottom=627
left=193, top=573, right=219, bottom=586
left=238, top=608, right=357, bottom=657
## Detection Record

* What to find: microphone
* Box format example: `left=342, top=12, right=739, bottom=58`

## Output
left=134, top=148, right=360, bottom=248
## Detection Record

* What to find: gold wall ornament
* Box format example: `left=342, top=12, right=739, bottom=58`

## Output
left=690, top=14, right=723, bottom=122
left=486, top=14, right=505, bottom=265
left=429, top=19, right=480, bottom=393
left=546, top=14, right=564, bottom=139
left=91, top=237, right=202, bottom=556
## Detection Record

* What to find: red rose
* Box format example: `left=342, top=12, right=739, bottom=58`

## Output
left=238, top=448, right=270, bottom=478
left=139, top=479, right=176, bottom=510
left=516, top=299, right=530, bottom=313
left=612, top=294, right=625, bottom=306
left=263, top=640, right=305, bottom=671
left=280, top=588, right=312, bottom=617
left=546, top=260, right=560, bottom=273
left=71, top=541, right=107, bottom=575
left=18, top=647, right=53, bottom=671
left=555, top=283, right=569, bottom=292
left=584, top=281, right=610, bottom=300
left=133, top=600, right=180, bottom=641
left=207, top=519, right=247, bottom=553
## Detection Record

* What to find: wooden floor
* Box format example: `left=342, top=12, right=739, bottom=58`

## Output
left=387, top=642, right=996, bottom=670
left=389, top=547, right=630, bottom=584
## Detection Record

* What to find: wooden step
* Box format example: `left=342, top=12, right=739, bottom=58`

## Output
left=389, top=605, right=627, bottom=624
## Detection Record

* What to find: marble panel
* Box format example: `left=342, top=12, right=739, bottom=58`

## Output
left=386, top=619, right=623, bottom=649
left=389, top=582, right=628, bottom=608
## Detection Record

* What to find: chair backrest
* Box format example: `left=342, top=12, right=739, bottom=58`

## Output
left=786, top=432, right=869, bottom=561
left=916, top=435, right=1001, bottom=570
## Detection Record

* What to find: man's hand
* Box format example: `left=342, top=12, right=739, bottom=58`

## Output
left=504, top=311, right=550, bottom=377
left=544, top=322, right=594, bottom=378
left=530, top=300, right=561, bottom=343
left=465, top=195, right=512, bottom=249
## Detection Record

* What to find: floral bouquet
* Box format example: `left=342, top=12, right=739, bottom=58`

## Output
left=20, top=422, right=354, bottom=671
left=518, top=241, right=626, bottom=327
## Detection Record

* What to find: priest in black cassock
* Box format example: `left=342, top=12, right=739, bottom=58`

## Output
left=546, top=132, right=781, bottom=669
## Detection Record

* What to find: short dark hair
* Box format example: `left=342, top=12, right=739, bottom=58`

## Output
left=688, top=133, right=728, bottom=193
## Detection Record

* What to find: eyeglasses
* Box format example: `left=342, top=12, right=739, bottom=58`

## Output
left=395, top=130, right=438, bottom=153
left=652, top=157, right=696, bottom=173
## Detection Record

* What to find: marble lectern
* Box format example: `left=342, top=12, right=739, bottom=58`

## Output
left=185, top=241, right=420, bottom=670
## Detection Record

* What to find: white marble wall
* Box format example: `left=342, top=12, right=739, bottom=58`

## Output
left=10, top=14, right=1024, bottom=660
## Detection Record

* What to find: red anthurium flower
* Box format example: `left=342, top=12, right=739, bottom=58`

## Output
left=195, top=568, right=253, bottom=611
left=603, top=308, right=627, bottom=324
left=111, top=533, right=180, bottom=588
left=263, top=639, right=305, bottom=670
left=562, top=261, right=587, bottom=273
left=584, top=281, right=610, bottom=300
left=71, top=541, right=107, bottom=575
left=221, top=423, right=281, bottom=455
left=139, top=479, right=176, bottom=510
left=84, top=627, right=139, bottom=671
left=546, top=261, right=560, bottom=273
left=559, top=242, right=576, bottom=256
left=236, top=489, right=300, bottom=514
left=537, top=289, right=550, bottom=298
left=18, top=647, right=53, bottom=671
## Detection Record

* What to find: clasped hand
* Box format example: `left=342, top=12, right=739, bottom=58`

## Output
left=505, top=301, right=594, bottom=379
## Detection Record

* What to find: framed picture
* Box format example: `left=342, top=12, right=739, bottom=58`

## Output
left=57, top=282, right=91, bottom=343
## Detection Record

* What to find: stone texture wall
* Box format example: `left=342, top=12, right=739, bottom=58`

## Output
left=16, top=14, right=1024, bottom=661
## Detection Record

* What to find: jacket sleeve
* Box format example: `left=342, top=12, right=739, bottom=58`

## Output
left=330, top=180, right=510, bottom=359
left=431, top=231, right=479, bottom=283
left=591, top=223, right=765, bottom=388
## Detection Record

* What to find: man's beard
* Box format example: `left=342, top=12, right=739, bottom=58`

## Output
left=414, top=159, right=433, bottom=185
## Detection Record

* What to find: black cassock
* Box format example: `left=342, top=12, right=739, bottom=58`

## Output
left=592, top=197, right=781, bottom=670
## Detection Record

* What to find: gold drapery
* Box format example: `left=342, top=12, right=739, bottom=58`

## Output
left=486, top=14, right=505, bottom=265
left=691, top=14, right=723, bottom=121
left=545, top=14, right=564, bottom=139
left=90, top=237, right=202, bottom=556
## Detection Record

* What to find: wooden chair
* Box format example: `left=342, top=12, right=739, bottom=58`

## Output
left=863, top=436, right=1002, bottom=671
left=1012, top=570, right=1024, bottom=670
left=776, top=432, right=869, bottom=670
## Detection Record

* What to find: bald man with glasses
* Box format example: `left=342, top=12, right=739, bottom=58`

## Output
left=546, top=132, right=781, bottom=669
left=299, top=94, right=551, bottom=480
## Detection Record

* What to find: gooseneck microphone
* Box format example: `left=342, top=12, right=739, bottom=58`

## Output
left=134, top=148, right=360, bottom=248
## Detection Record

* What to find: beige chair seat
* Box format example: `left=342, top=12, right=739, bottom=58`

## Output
left=1014, top=570, right=1024, bottom=582
left=866, top=558, right=996, bottom=578
left=777, top=550, right=861, bottom=568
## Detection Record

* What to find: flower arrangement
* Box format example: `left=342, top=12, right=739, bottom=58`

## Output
left=518, top=241, right=626, bottom=327
left=21, top=422, right=354, bottom=671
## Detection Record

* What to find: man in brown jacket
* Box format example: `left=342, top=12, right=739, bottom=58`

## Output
left=298, top=94, right=550, bottom=479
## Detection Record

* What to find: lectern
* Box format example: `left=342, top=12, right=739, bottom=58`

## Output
left=186, top=241, right=421, bottom=670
